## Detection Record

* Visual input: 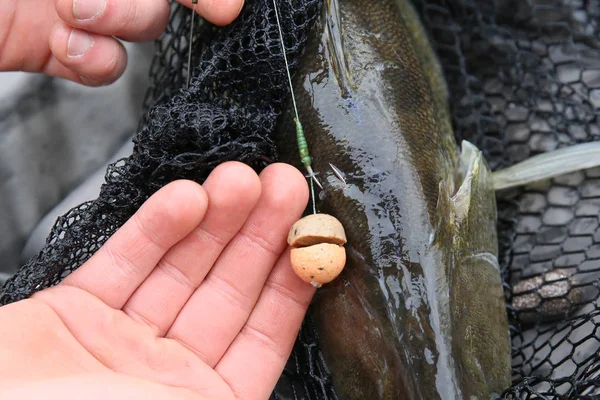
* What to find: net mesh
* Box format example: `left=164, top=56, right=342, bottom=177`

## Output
left=1, top=0, right=600, bottom=398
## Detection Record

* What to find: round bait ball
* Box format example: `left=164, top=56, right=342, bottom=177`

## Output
left=288, top=213, right=347, bottom=287
left=291, top=243, right=346, bottom=287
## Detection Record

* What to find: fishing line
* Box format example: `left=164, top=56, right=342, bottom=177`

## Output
left=272, top=0, right=300, bottom=121
left=187, top=0, right=198, bottom=89
left=272, top=0, right=321, bottom=214
left=309, top=176, right=316, bottom=214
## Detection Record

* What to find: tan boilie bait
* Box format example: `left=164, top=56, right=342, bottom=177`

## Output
left=288, top=214, right=347, bottom=288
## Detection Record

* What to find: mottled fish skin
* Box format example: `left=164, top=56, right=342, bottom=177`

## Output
left=274, top=0, right=511, bottom=399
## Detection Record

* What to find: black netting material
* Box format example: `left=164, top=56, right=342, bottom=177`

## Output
left=2, top=0, right=600, bottom=398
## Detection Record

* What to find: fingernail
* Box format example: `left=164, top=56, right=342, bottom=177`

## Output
left=72, top=0, right=106, bottom=21
left=67, top=29, right=93, bottom=57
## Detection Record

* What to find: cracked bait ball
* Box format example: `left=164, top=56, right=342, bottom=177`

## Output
left=288, top=214, right=347, bottom=288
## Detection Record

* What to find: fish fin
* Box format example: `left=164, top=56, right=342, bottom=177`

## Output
left=452, top=141, right=482, bottom=224
left=492, top=141, right=600, bottom=191
left=433, top=141, right=490, bottom=245
left=451, top=141, right=498, bottom=254
left=324, top=0, right=353, bottom=97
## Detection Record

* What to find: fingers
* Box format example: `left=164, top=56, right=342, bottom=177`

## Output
left=48, top=21, right=127, bottom=86
left=122, top=162, right=262, bottom=336
left=177, top=0, right=245, bottom=26
left=215, top=248, right=316, bottom=399
left=49, top=0, right=170, bottom=86
left=62, top=180, right=209, bottom=309
left=1, top=0, right=243, bottom=85
left=167, top=163, right=308, bottom=367
left=46, top=0, right=244, bottom=85
left=54, top=0, right=170, bottom=42
left=54, top=0, right=244, bottom=39
left=48, top=0, right=244, bottom=84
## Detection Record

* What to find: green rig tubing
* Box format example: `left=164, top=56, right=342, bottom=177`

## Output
left=295, top=118, right=312, bottom=168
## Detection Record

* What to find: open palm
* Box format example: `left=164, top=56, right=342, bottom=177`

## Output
left=0, top=162, right=313, bottom=399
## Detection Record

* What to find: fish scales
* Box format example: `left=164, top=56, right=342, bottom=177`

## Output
left=274, top=0, right=512, bottom=398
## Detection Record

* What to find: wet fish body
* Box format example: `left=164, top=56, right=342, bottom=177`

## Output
left=274, top=0, right=512, bottom=399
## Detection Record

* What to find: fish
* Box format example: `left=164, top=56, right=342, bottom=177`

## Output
left=273, top=0, right=512, bottom=398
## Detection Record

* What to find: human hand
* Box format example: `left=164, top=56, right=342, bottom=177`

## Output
left=0, top=0, right=243, bottom=86
left=0, top=162, right=314, bottom=399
